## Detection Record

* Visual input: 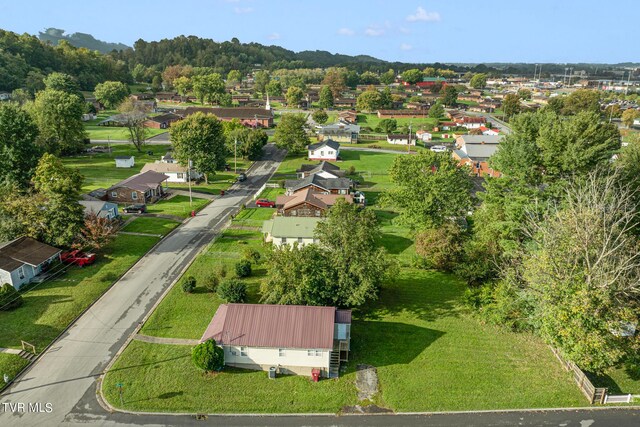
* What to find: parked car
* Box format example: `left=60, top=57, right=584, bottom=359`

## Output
left=237, top=173, right=247, bottom=182
left=61, top=250, right=96, bottom=267
left=255, top=199, right=275, bottom=208
left=430, top=145, right=448, bottom=153
left=123, top=204, right=147, bottom=214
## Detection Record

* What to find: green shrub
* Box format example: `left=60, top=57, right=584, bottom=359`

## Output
left=235, top=260, right=252, bottom=278
left=347, top=166, right=356, bottom=175
left=192, top=339, right=224, bottom=372
left=203, top=274, right=219, bottom=292
left=181, top=276, right=196, bottom=293
left=218, top=278, right=247, bottom=303
left=0, top=283, right=23, bottom=311
left=243, top=247, right=261, bottom=264
left=215, top=264, right=228, bottom=278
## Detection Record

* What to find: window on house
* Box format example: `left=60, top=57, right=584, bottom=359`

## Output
left=240, top=346, right=247, bottom=356
left=279, top=348, right=285, bottom=357
left=131, top=192, right=138, bottom=200
left=291, top=210, right=297, bottom=216
left=281, top=237, right=287, bottom=244
left=315, top=210, right=321, bottom=217
left=111, top=191, right=118, bottom=198
left=177, top=173, right=184, bottom=179
left=230, top=347, right=238, bottom=356
left=297, top=237, right=303, bottom=244
left=17, top=266, right=25, bottom=279
left=320, top=151, right=324, bottom=156
left=307, top=349, right=321, bottom=356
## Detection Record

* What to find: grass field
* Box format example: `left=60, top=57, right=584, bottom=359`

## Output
left=121, top=217, right=181, bottom=236
left=146, top=195, right=210, bottom=218
left=84, top=111, right=166, bottom=141
left=139, top=225, right=268, bottom=339
left=0, top=354, right=29, bottom=388
left=357, top=113, right=438, bottom=131
left=61, top=143, right=250, bottom=194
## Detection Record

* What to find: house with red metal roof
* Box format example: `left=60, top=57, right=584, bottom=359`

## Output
left=200, top=303, right=352, bottom=378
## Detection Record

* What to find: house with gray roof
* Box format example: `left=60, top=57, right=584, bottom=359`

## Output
left=0, top=237, right=61, bottom=290
left=296, top=161, right=344, bottom=179
left=284, top=174, right=352, bottom=196
left=106, top=170, right=169, bottom=204
left=79, top=200, right=119, bottom=220
left=308, top=139, right=340, bottom=161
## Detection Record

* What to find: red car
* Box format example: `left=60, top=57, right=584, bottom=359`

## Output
left=61, top=249, right=97, bottom=267
left=255, top=199, right=275, bottom=208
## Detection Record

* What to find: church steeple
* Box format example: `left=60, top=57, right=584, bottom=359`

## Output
left=265, top=92, right=271, bottom=111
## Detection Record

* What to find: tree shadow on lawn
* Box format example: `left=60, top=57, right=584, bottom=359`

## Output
left=379, top=233, right=413, bottom=255
left=348, top=320, right=445, bottom=369
left=586, top=371, right=626, bottom=394
left=357, top=270, right=464, bottom=323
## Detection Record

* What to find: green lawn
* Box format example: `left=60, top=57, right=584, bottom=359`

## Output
left=0, top=354, right=29, bottom=389
left=61, top=143, right=250, bottom=194
left=84, top=111, right=166, bottom=141
left=0, top=234, right=159, bottom=352
left=140, top=226, right=266, bottom=339
left=121, top=217, right=181, bottom=236
left=233, top=206, right=275, bottom=227
left=61, top=144, right=169, bottom=192
left=257, top=186, right=285, bottom=201
left=146, top=196, right=210, bottom=218
left=357, top=113, right=438, bottom=131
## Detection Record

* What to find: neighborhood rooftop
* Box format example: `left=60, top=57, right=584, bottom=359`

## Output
left=262, top=217, right=322, bottom=239
left=0, top=237, right=59, bottom=271
left=284, top=174, right=352, bottom=193
left=200, top=303, right=351, bottom=349
left=308, top=139, right=340, bottom=151
left=296, top=161, right=341, bottom=174
left=107, top=170, right=169, bottom=191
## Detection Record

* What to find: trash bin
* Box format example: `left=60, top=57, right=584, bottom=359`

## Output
left=268, top=366, right=277, bottom=379
left=191, top=210, right=196, bottom=217
left=220, top=190, right=225, bottom=196
left=311, top=368, right=320, bottom=383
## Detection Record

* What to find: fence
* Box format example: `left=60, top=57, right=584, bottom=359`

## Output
left=253, top=182, right=281, bottom=200
left=358, top=134, right=387, bottom=141
left=604, top=394, right=635, bottom=404
left=550, top=347, right=607, bottom=404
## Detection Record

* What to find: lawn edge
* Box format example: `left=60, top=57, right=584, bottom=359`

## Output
left=0, top=231, right=168, bottom=395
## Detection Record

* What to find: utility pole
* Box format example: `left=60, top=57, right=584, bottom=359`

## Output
left=408, top=120, right=412, bottom=153
left=187, top=157, right=193, bottom=207
left=234, top=137, right=238, bottom=173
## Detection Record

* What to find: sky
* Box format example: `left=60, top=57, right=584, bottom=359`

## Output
left=1, top=0, right=638, bottom=64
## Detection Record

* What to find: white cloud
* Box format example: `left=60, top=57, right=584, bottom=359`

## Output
left=364, top=27, right=385, bottom=37
left=267, top=33, right=281, bottom=40
left=406, top=6, right=441, bottom=22
left=399, top=26, right=411, bottom=34
left=337, top=28, right=355, bottom=36
left=234, top=6, right=254, bottom=14
left=400, top=43, right=413, bottom=51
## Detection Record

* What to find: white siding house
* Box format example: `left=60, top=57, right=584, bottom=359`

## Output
left=308, top=140, right=340, bottom=161
left=0, top=237, right=61, bottom=290
left=114, top=156, right=135, bottom=168
left=200, top=304, right=352, bottom=378
left=387, top=134, right=417, bottom=145
left=140, top=162, right=202, bottom=183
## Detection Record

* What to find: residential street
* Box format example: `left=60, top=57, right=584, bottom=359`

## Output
left=0, top=144, right=285, bottom=427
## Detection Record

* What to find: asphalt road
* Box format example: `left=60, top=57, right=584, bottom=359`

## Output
left=0, top=144, right=286, bottom=427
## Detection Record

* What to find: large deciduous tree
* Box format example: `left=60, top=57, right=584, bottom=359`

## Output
left=170, top=112, right=227, bottom=183
left=440, top=85, right=458, bottom=107
left=28, top=89, right=87, bottom=155
left=285, top=86, right=304, bottom=107
left=93, top=81, right=129, bottom=109
left=356, top=89, right=382, bottom=111
left=318, top=85, right=334, bottom=109
left=562, top=89, right=600, bottom=115
left=192, top=73, right=226, bottom=105
left=502, top=93, right=521, bottom=118
left=43, top=72, right=81, bottom=96
left=0, top=103, right=41, bottom=188
left=118, top=98, right=150, bottom=152
left=381, top=151, right=473, bottom=231
left=621, top=108, right=640, bottom=128
left=262, top=200, right=395, bottom=307
left=321, top=68, right=346, bottom=98
left=273, top=113, right=309, bottom=153
left=401, top=68, right=423, bottom=85
left=469, top=73, right=487, bottom=89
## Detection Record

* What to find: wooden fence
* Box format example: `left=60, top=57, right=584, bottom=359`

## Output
left=550, top=347, right=607, bottom=404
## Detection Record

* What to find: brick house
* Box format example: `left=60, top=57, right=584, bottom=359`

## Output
left=181, top=107, right=274, bottom=128
left=275, top=188, right=353, bottom=217
left=106, top=170, right=169, bottom=204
